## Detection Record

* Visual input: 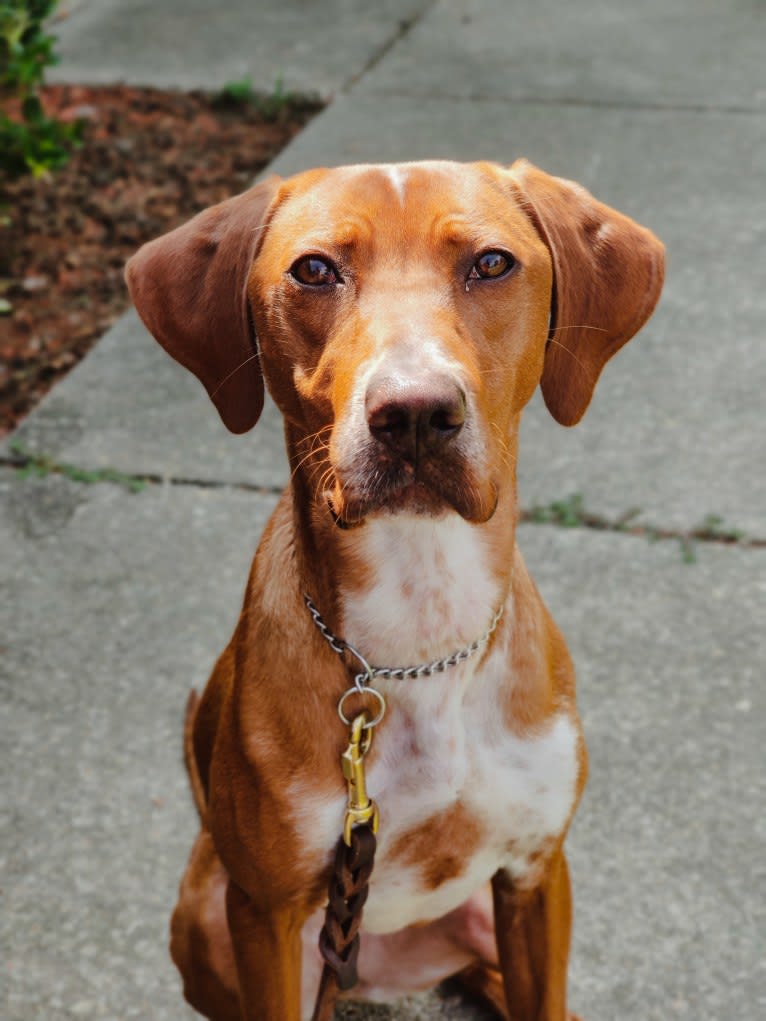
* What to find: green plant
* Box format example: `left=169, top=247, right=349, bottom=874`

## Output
left=9, top=439, right=146, bottom=492
left=679, top=535, right=697, bottom=564
left=213, top=74, right=297, bottom=121
left=215, top=75, right=257, bottom=107
left=693, top=513, right=745, bottom=543
left=677, top=514, right=747, bottom=564
left=257, top=75, right=291, bottom=120
left=528, top=493, right=588, bottom=527
left=0, top=0, right=82, bottom=178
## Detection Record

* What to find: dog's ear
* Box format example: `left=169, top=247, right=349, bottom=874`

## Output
left=125, top=176, right=282, bottom=433
left=510, top=159, right=665, bottom=426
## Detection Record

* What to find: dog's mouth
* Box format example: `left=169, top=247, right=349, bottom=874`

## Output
left=326, top=458, right=498, bottom=529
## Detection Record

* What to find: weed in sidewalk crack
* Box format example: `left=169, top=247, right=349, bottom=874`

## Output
left=520, top=492, right=756, bottom=559
left=7, top=439, right=146, bottom=493
left=527, top=493, right=589, bottom=527
left=692, top=513, right=746, bottom=543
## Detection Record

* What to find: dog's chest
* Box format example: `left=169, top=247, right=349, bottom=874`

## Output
left=357, top=662, right=578, bottom=933
left=297, top=640, right=578, bottom=934
left=295, top=515, right=579, bottom=933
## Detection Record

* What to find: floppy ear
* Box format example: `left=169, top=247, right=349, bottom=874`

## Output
left=125, top=176, right=282, bottom=433
left=510, top=159, right=665, bottom=426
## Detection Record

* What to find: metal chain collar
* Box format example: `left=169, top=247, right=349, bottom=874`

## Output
left=304, top=593, right=504, bottom=729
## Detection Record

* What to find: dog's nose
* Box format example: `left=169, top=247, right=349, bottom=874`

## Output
left=366, top=374, right=465, bottom=460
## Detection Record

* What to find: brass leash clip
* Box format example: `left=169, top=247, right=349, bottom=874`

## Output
left=340, top=713, right=380, bottom=846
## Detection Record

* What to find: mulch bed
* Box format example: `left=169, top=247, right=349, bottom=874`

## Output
left=0, top=84, right=322, bottom=436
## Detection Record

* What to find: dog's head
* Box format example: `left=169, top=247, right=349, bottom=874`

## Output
left=126, top=160, right=664, bottom=526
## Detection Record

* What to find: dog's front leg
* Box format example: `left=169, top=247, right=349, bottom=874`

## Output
left=226, top=880, right=305, bottom=1020
left=492, top=850, right=580, bottom=1021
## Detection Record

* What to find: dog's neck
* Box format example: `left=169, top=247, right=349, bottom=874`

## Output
left=336, top=511, right=510, bottom=667
left=288, top=445, right=518, bottom=670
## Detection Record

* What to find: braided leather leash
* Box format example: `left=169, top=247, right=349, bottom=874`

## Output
left=311, top=825, right=377, bottom=1021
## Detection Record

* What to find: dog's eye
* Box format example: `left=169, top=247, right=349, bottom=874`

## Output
left=469, top=250, right=516, bottom=281
left=290, top=256, right=341, bottom=287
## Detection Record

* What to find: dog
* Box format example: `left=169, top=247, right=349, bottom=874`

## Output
left=126, top=159, right=664, bottom=1021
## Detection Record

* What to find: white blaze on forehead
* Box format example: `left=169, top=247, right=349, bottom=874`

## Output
left=335, top=161, right=463, bottom=205
left=382, top=165, right=408, bottom=205
left=332, top=163, right=410, bottom=204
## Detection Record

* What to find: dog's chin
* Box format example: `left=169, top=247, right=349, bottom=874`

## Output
left=327, top=475, right=498, bottom=529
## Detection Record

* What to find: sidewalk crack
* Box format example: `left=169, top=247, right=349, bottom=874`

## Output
left=362, top=87, right=764, bottom=118
left=2, top=446, right=763, bottom=560
left=519, top=495, right=763, bottom=562
left=340, top=0, right=440, bottom=94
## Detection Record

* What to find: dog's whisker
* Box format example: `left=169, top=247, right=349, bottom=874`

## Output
left=291, top=442, right=332, bottom=480
left=316, top=463, right=337, bottom=495
left=549, top=323, right=609, bottom=334
left=310, top=465, right=334, bottom=498
left=545, top=337, right=595, bottom=379
left=308, top=454, right=334, bottom=488
left=210, top=351, right=262, bottom=399
left=489, top=422, right=517, bottom=474
left=296, top=423, right=334, bottom=450
left=290, top=425, right=337, bottom=484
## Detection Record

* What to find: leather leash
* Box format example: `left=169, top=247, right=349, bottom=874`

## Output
left=311, top=824, right=377, bottom=1021
left=311, top=714, right=379, bottom=1021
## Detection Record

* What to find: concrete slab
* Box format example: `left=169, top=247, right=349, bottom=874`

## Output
left=360, top=0, right=766, bottom=111
left=9, top=95, right=762, bottom=537
left=523, top=527, right=765, bottom=1021
left=2, top=470, right=763, bottom=1019
left=1, top=473, right=277, bottom=1021
left=3, top=310, right=290, bottom=489
left=48, top=0, right=430, bottom=96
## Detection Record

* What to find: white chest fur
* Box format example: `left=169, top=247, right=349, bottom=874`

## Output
left=339, top=514, right=503, bottom=665
left=358, top=658, right=577, bottom=933
left=293, top=513, right=580, bottom=934
left=294, top=647, right=579, bottom=934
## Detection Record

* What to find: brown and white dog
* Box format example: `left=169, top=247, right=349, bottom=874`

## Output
left=126, top=159, right=664, bottom=1021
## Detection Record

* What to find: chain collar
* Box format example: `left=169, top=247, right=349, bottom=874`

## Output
left=304, top=593, right=504, bottom=728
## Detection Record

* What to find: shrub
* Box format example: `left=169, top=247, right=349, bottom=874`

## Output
left=0, top=0, right=81, bottom=178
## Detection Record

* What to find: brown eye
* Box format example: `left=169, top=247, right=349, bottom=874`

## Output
left=290, top=255, right=341, bottom=287
left=469, top=250, right=515, bottom=280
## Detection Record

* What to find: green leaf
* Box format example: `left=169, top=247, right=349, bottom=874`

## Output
left=680, top=537, right=697, bottom=564
left=0, top=1, right=79, bottom=180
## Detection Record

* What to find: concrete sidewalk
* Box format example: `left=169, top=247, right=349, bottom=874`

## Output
left=2, top=2, right=764, bottom=1020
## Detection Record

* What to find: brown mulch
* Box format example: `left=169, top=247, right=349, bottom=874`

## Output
left=0, top=83, right=322, bottom=437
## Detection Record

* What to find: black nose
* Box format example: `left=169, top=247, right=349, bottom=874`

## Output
left=366, top=374, right=465, bottom=461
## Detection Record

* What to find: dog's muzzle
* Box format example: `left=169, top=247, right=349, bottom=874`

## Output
left=327, top=371, right=497, bottom=527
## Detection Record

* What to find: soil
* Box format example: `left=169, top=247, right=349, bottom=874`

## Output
left=0, top=84, right=322, bottom=436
